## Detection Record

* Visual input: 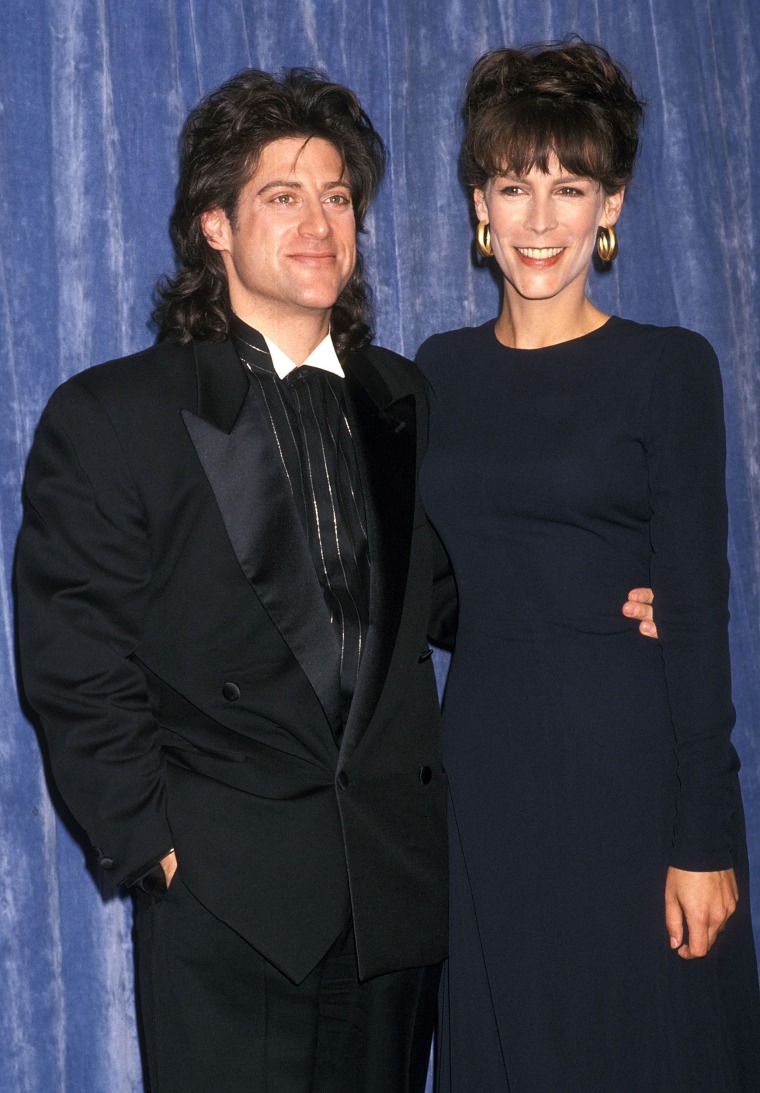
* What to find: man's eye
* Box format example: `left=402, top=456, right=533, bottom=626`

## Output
left=326, top=193, right=351, bottom=205
left=273, top=193, right=294, bottom=204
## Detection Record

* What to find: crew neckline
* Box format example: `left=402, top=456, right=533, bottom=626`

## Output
left=489, top=315, right=619, bottom=354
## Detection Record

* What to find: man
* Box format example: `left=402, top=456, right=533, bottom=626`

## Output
left=16, top=68, right=655, bottom=1091
left=17, top=69, right=446, bottom=1092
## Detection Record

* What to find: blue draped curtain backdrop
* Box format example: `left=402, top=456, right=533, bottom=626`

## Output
left=1, top=1, right=758, bottom=1089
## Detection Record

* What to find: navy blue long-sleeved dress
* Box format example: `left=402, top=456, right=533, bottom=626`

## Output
left=417, top=317, right=760, bottom=1092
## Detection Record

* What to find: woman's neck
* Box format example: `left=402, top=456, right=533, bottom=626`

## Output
left=494, top=292, right=609, bottom=350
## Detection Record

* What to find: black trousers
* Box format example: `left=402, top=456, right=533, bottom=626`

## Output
left=134, top=873, right=439, bottom=1092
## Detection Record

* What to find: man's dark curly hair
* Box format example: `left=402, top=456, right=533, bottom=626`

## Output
left=463, top=40, right=644, bottom=195
left=154, top=68, right=386, bottom=359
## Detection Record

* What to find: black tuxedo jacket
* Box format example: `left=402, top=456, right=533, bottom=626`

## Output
left=16, top=336, right=448, bottom=983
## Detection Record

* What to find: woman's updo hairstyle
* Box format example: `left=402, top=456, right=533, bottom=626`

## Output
left=463, top=40, right=644, bottom=195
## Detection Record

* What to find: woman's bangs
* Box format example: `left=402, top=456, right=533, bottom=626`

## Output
left=488, top=101, right=609, bottom=183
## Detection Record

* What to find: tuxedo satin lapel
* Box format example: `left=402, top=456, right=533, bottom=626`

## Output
left=340, top=352, right=416, bottom=754
left=192, top=337, right=251, bottom=433
left=183, top=341, right=342, bottom=739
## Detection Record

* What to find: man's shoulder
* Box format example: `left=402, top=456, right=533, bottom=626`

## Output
left=43, top=339, right=204, bottom=431
left=357, top=343, right=424, bottom=400
left=60, top=338, right=194, bottom=400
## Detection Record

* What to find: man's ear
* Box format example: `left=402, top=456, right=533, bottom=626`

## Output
left=200, top=207, right=230, bottom=253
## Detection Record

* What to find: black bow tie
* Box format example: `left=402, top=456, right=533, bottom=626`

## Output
left=284, top=364, right=327, bottom=386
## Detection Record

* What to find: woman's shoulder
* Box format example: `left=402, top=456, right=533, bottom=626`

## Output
left=609, top=319, right=723, bottom=423
left=610, top=317, right=717, bottom=361
left=415, top=321, right=493, bottom=375
left=606, top=318, right=720, bottom=388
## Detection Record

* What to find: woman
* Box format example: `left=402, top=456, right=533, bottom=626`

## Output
left=418, top=41, right=760, bottom=1092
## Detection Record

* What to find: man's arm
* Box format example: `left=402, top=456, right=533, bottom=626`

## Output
left=428, top=522, right=457, bottom=650
left=16, top=380, right=173, bottom=886
left=430, top=573, right=655, bottom=649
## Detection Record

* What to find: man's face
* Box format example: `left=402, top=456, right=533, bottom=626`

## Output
left=202, top=136, right=357, bottom=340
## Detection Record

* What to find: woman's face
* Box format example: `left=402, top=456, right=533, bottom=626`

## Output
left=474, top=153, right=624, bottom=305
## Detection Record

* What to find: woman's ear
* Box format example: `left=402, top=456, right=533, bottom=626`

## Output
left=473, top=187, right=489, bottom=223
left=602, top=187, right=625, bottom=227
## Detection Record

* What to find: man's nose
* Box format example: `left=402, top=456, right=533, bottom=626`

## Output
left=299, top=197, right=331, bottom=237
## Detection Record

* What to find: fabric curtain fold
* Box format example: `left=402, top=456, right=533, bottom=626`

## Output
left=1, top=2, right=758, bottom=1088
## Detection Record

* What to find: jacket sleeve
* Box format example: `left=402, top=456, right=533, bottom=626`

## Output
left=16, top=379, right=173, bottom=886
left=644, top=329, right=740, bottom=872
left=428, top=521, right=457, bottom=650
left=414, top=337, right=458, bottom=649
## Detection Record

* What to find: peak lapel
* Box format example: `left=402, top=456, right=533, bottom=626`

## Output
left=341, top=350, right=417, bottom=754
left=182, top=339, right=342, bottom=741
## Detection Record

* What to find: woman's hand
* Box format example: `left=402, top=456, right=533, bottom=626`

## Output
left=665, top=866, right=738, bottom=959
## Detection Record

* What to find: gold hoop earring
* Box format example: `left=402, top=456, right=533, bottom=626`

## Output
left=476, top=221, right=493, bottom=258
left=596, top=225, right=618, bottom=262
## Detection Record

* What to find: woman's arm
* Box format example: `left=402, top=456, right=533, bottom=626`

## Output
left=644, top=328, right=741, bottom=956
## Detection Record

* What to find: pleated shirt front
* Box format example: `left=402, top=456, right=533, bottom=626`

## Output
left=230, top=315, right=369, bottom=737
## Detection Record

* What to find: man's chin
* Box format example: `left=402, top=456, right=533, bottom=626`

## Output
left=291, top=282, right=354, bottom=312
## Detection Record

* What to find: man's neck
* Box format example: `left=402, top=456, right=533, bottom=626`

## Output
left=232, top=307, right=332, bottom=366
